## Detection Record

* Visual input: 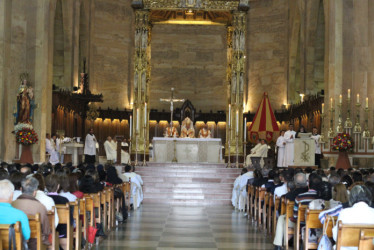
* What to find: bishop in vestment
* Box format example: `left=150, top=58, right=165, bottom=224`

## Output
left=283, top=124, right=296, bottom=167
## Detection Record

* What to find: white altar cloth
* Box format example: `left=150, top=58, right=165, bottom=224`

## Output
left=152, top=137, right=222, bottom=163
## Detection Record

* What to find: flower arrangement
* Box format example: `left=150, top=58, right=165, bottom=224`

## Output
left=15, top=127, right=38, bottom=145
left=332, top=132, right=353, bottom=152
left=14, top=123, right=33, bottom=133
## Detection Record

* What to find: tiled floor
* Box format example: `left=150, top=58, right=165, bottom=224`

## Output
left=95, top=204, right=273, bottom=250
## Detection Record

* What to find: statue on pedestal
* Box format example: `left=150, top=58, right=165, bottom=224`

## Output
left=15, top=73, right=35, bottom=125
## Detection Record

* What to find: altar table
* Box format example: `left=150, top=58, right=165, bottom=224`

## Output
left=152, top=137, right=222, bottom=163
left=64, top=142, right=84, bottom=166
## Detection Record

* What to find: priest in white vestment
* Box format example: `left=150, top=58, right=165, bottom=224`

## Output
left=238, top=169, right=254, bottom=211
left=104, top=136, right=117, bottom=163
left=284, top=124, right=296, bottom=167
left=119, top=165, right=143, bottom=209
left=245, top=139, right=268, bottom=167
left=276, top=130, right=286, bottom=167
left=84, top=128, right=97, bottom=164
left=46, top=133, right=59, bottom=165
left=311, top=127, right=322, bottom=167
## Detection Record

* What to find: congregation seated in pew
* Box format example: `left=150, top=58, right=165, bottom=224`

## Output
left=12, top=176, right=51, bottom=249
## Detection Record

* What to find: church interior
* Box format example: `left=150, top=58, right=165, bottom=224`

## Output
left=1, top=0, right=374, bottom=249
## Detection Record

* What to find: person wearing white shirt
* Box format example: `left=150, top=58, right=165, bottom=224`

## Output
left=84, top=128, right=97, bottom=164
left=311, top=127, right=322, bottom=168
left=276, top=130, right=286, bottom=167
left=238, top=169, right=254, bottom=211
left=46, top=133, right=59, bottom=165
left=120, top=165, right=143, bottom=209
left=58, top=175, right=77, bottom=202
left=55, top=135, right=65, bottom=164
left=283, top=124, right=296, bottom=167
left=332, top=185, right=374, bottom=250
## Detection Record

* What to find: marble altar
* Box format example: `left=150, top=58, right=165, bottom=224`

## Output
left=152, top=137, right=222, bottom=163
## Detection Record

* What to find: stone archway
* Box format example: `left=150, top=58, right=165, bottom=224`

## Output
left=130, top=0, right=249, bottom=158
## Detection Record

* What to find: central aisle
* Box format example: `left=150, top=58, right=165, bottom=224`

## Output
left=96, top=204, right=273, bottom=250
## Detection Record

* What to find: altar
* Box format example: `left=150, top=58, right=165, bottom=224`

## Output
left=152, top=137, right=222, bottom=163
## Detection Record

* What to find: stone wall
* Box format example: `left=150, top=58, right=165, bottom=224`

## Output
left=89, top=0, right=134, bottom=110
left=246, top=0, right=288, bottom=112
left=150, top=24, right=227, bottom=113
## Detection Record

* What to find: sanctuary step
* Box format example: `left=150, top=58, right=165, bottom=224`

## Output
left=136, top=163, right=241, bottom=206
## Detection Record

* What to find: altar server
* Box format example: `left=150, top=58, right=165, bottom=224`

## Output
left=276, top=130, right=286, bottom=167
left=84, top=128, right=97, bottom=164
left=284, top=124, right=296, bottom=167
left=311, top=127, right=322, bottom=167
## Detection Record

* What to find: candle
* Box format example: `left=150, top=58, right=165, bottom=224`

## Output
left=244, top=117, right=247, bottom=141
left=366, top=97, right=369, bottom=108
left=348, top=89, right=351, bottom=99
left=144, top=102, right=147, bottom=126
left=236, top=110, right=239, bottom=134
left=357, top=94, right=360, bottom=104
left=330, top=98, right=333, bottom=109
left=321, top=103, right=324, bottom=114
left=129, top=115, right=133, bottom=139
left=339, top=95, right=342, bottom=104
left=228, top=104, right=231, bottom=127
left=136, top=108, right=140, bottom=132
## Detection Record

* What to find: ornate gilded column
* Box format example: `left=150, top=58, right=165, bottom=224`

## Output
left=133, top=9, right=151, bottom=154
left=226, top=11, right=247, bottom=158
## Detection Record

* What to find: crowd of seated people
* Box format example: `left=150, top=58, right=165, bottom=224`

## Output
left=231, top=165, right=374, bottom=250
left=0, top=161, right=143, bottom=250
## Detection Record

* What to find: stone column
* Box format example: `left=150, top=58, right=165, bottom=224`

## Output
left=226, top=11, right=247, bottom=157
left=132, top=9, right=151, bottom=154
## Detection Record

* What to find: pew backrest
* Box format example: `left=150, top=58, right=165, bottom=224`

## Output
left=336, top=221, right=374, bottom=249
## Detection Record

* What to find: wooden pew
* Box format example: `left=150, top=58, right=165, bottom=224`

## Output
left=304, top=209, right=323, bottom=250
left=0, top=222, right=22, bottom=250
left=284, top=199, right=295, bottom=250
left=121, top=182, right=131, bottom=211
left=262, top=191, right=269, bottom=231
left=267, top=193, right=274, bottom=235
left=358, top=229, right=374, bottom=250
left=70, top=200, right=82, bottom=250
left=84, top=195, right=95, bottom=228
left=273, top=196, right=281, bottom=239
left=336, top=221, right=374, bottom=250
left=105, top=188, right=115, bottom=229
left=92, top=193, right=102, bottom=226
left=27, top=213, right=47, bottom=250
left=295, top=204, right=308, bottom=250
left=246, top=184, right=251, bottom=220
left=56, top=203, right=73, bottom=250
left=78, top=197, right=87, bottom=248
left=253, top=187, right=259, bottom=223
left=47, top=208, right=59, bottom=250
left=257, top=188, right=266, bottom=226
left=100, top=190, right=108, bottom=232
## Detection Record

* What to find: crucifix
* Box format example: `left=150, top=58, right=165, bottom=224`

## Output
left=160, top=87, right=184, bottom=123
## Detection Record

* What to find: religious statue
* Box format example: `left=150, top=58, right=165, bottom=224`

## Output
left=15, top=73, right=35, bottom=124
left=180, top=117, right=195, bottom=138
left=199, top=125, right=211, bottom=138
left=164, top=122, right=178, bottom=138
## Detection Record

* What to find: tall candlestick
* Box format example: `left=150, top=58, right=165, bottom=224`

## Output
left=244, top=117, right=247, bottom=141
left=136, top=108, right=140, bottom=132
left=129, top=115, right=133, bottom=139
left=144, top=103, right=147, bottom=126
left=357, top=94, right=360, bottom=104
left=366, top=97, right=369, bottom=108
left=228, top=104, right=231, bottom=126
left=348, top=89, right=351, bottom=99
left=330, top=98, right=333, bottom=109
left=322, top=103, right=324, bottom=114
left=339, top=95, right=342, bottom=104
left=236, top=110, right=239, bottom=134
